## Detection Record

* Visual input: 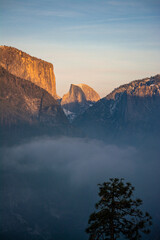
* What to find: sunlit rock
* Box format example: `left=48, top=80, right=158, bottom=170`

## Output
left=0, top=45, right=57, bottom=98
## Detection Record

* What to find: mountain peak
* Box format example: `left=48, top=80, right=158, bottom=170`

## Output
left=62, top=84, right=86, bottom=107
left=61, top=83, right=100, bottom=121
left=77, top=83, right=100, bottom=102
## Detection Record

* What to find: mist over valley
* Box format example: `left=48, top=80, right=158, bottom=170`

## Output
left=1, top=136, right=160, bottom=240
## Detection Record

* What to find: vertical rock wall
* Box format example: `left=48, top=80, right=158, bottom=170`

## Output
left=0, top=46, right=57, bottom=98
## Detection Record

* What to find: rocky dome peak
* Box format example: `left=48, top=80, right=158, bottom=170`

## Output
left=0, top=45, right=57, bottom=98
left=77, top=83, right=100, bottom=102
left=67, top=84, right=86, bottom=103
left=61, top=83, right=100, bottom=106
left=61, top=83, right=100, bottom=121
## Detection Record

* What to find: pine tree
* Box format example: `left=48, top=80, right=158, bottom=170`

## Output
left=86, top=178, right=152, bottom=240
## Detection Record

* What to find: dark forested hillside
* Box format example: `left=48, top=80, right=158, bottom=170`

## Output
left=74, top=75, right=160, bottom=143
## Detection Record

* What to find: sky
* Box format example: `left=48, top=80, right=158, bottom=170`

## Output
left=1, top=0, right=160, bottom=97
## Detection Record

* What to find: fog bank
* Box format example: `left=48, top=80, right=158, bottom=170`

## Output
left=1, top=137, right=160, bottom=239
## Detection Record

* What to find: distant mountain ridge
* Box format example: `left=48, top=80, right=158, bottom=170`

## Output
left=74, top=74, right=160, bottom=142
left=106, top=75, right=160, bottom=99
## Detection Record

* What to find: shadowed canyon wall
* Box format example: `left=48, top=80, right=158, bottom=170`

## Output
left=0, top=66, right=69, bottom=145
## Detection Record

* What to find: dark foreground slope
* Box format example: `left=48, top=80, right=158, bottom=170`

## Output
left=74, top=75, right=160, bottom=144
left=0, top=66, right=69, bottom=145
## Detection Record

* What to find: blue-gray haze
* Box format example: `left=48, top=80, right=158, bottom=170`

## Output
left=0, top=137, right=160, bottom=239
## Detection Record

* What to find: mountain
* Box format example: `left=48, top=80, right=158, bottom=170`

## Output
left=0, top=46, right=57, bottom=98
left=73, top=75, right=160, bottom=143
left=0, top=66, right=69, bottom=145
left=61, top=83, right=100, bottom=121
left=1, top=45, right=160, bottom=144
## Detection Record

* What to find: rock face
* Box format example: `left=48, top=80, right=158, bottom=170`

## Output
left=61, top=83, right=100, bottom=121
left=77, top=84, right=100, bottom=102
left=0, top=46, right=57, bottom=98
left=0, top=66, right=69, bottom=144
left=74, top=75, right=160, bottom=142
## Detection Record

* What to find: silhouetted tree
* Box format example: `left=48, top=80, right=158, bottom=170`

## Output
left=86, top=178, right=152, bottom=240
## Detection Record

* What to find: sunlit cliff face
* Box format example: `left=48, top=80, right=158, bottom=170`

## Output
left=0, top=46, right=57, bottom=98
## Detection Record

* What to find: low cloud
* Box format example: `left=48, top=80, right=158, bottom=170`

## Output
left=1, top=136, right=160, bottom=239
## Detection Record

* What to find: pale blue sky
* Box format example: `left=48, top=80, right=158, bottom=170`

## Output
left=1, top=0, right=160, bottom=97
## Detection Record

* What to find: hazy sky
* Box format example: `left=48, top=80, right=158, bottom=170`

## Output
left=1, top=0, right=160, bottom=97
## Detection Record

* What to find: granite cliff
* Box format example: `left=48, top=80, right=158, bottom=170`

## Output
left=61, top=83, right=100, bottom=121
left=0, top=46, right=57, bottom=98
